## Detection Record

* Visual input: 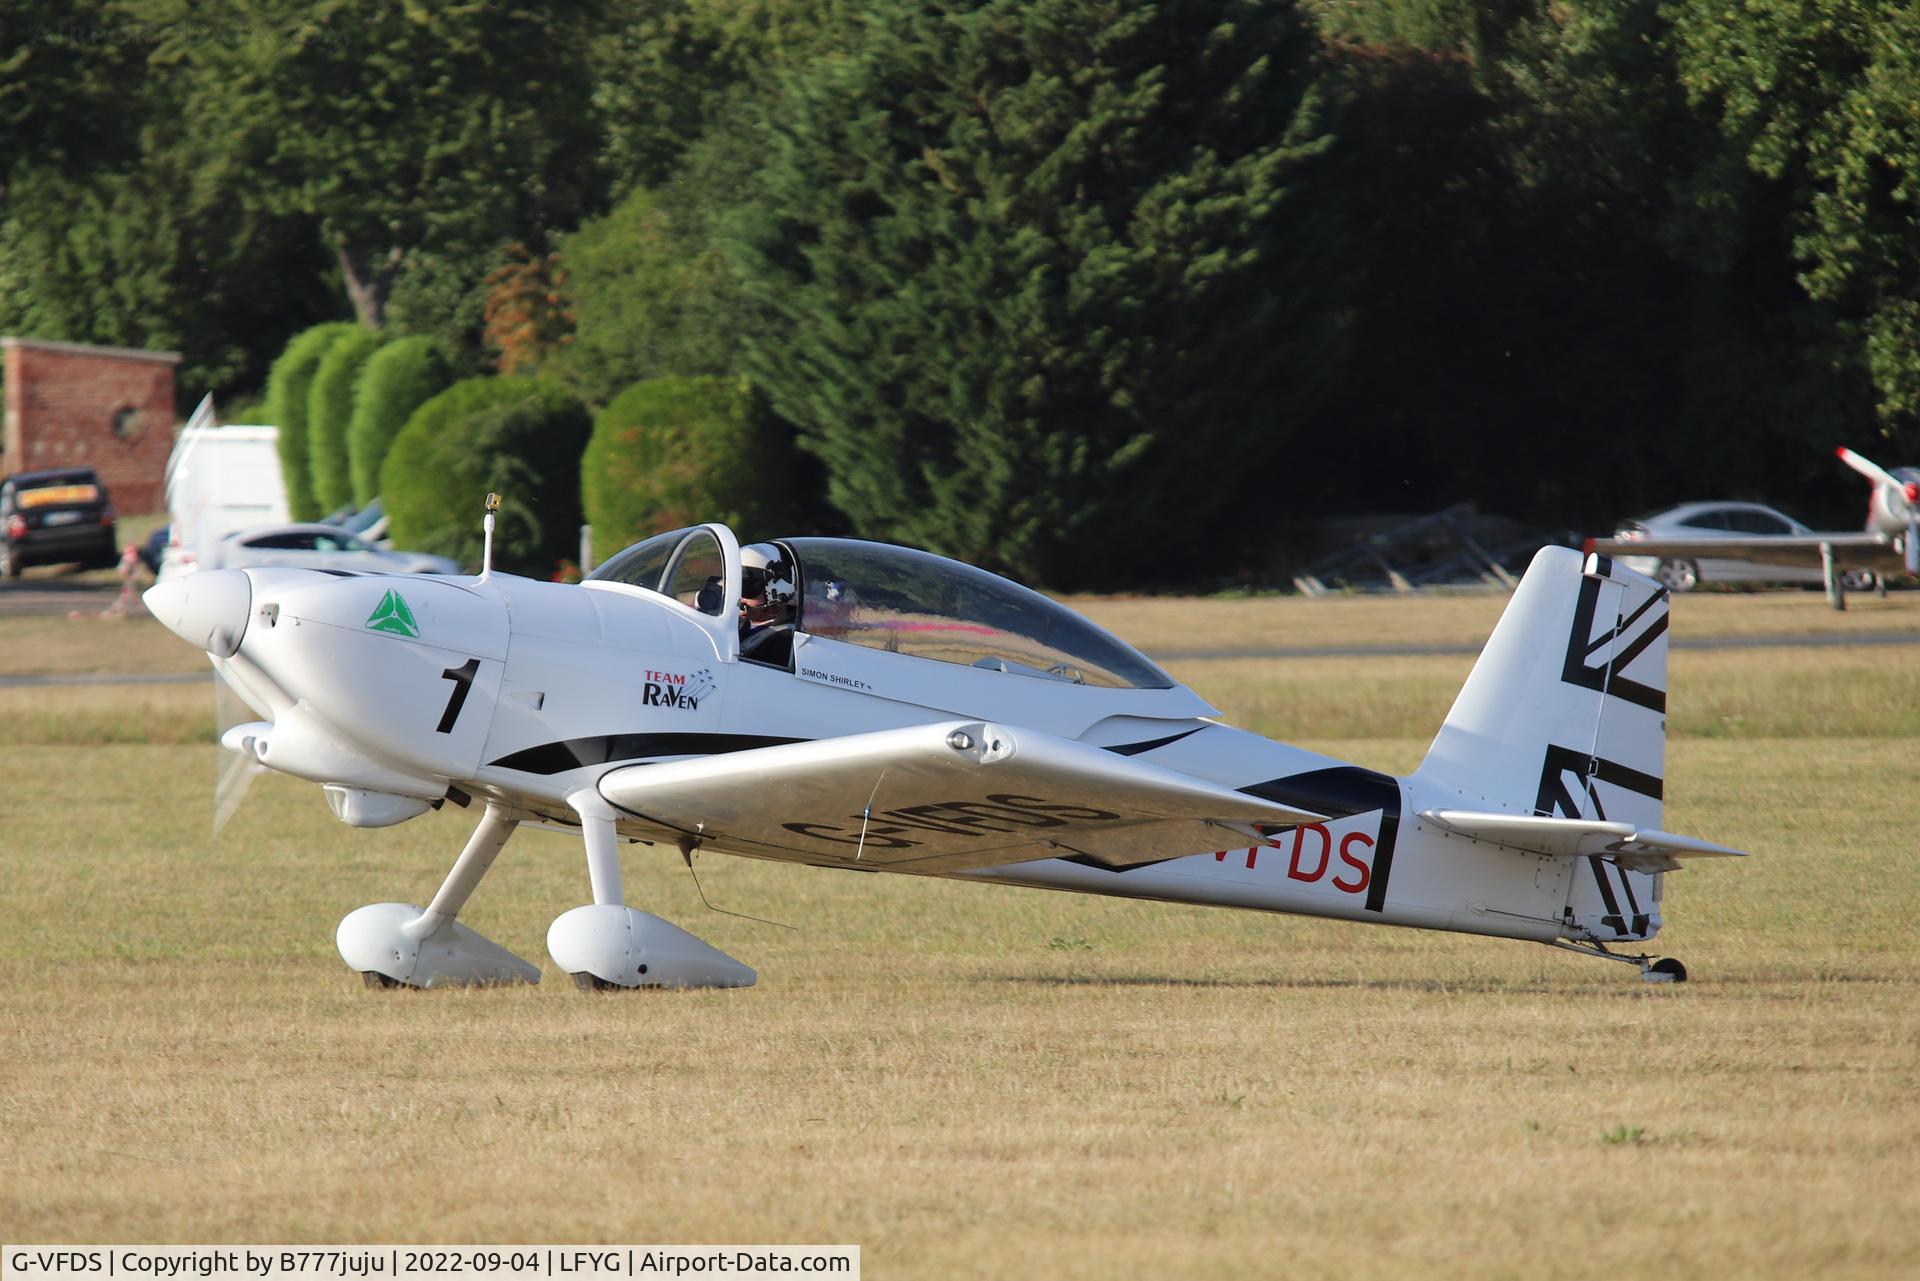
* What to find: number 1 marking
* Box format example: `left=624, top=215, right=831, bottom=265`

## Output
left=436, top=658, right=480, bottom=733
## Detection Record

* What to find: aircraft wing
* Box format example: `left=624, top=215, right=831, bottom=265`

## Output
left=597, top=720, right=1323, bottom=874
left=1587, top=532, right=1906, bottom=573
left=1418, top=809, right=1747, bottom=874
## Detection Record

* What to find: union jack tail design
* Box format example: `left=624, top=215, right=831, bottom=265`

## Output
left=1417, top=547, right=1669, bottom=941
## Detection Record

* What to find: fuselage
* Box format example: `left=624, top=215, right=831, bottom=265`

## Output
left=1867, top=466, right=1920, bottom=535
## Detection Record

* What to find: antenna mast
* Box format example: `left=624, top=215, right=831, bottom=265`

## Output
left=480, top=492, right=501, bottom=580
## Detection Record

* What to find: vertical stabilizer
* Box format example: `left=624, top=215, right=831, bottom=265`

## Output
left=1417, top=547, right=1669, bottom=940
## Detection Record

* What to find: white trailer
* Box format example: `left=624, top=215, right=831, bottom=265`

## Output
left=159, top=396, right=289, bottom=579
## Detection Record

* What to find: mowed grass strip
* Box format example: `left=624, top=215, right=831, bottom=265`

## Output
left=0, top=682, right=212, bottom=745
left=1070, top=585, right=1920, bottom=655
left=1172, top=644, right=1920, bottom=741
left=0, top=613, right=210, bottom=677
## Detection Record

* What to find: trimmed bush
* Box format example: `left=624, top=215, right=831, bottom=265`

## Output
left=264, top=322, right=357, bottom=521
left=347, top=336, right=452, bottom=505
left=306, top=327, right=385, bottom=513
left=222, top=397, right=268, bottom=425
left=381, top=377, right=590, bottom=575
left=582, top=376, right=804, bottom=555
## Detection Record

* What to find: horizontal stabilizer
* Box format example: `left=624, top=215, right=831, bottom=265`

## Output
left=1418, top=808, right=1748, bottom=873
left=598, top=720, right=1324, bottom=874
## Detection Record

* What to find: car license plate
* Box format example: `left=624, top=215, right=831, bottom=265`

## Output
left=43, top=511, right=83, bottom=525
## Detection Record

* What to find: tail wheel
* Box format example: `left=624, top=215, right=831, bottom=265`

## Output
left=1656, top=559, right=1698, bottom=593
left=1648, top=957, right=1687, bottom=982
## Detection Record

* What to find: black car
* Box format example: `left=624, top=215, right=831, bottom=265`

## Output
left=0, top=467, right=120, bottom=578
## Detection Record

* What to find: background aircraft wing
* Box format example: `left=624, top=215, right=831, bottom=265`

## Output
left=596, top=719, right=1323, bottom=874
left=1587, top=532, right=1905, bottom=573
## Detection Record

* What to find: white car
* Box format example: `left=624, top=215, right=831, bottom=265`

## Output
left=212, top=523, right=461, bottom=575
left=1609, top=502, right=1832, bottom=592
left=320, top=498, right=392, bottom=548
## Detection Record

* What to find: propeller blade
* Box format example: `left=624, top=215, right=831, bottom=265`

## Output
left=214, top=748, right=268, bottom=834
left=1836, top=446, right=1902, bottom=490
left=1908, top=517, right=1918, bottom=576
left=212, top=665, right=269, bottom=834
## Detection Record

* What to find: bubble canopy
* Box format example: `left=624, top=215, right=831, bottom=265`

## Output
left=587, top=531, right=1173, bottom=690
left=781, top=538, right=1172, bottom=690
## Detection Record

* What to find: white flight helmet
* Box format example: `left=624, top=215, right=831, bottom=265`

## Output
left=740, top=542, right=797, bottom=611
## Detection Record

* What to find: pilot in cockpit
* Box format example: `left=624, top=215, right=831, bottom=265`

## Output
left=739, top=542, right=798, bottom=663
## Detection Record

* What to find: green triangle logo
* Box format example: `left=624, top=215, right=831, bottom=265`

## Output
left=365, top=589, right=420, bottom=638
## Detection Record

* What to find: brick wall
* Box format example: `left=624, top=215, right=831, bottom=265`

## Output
left=2, top=337, right=180, bottom=515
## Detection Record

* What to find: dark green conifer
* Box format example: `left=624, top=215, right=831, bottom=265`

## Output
left=738, top=0, right=1337, bottom=587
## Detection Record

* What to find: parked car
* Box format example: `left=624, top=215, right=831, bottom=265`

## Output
left=321, top=497, right=391, bottom=547
left=0, top=467, right=119, bottom=578
left=1609, top=501, right=1835, bottom=592
left=211, top=523, right=462, bottom=575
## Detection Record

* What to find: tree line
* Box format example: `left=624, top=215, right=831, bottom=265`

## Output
left=3, top=0, right=1915, bottom=588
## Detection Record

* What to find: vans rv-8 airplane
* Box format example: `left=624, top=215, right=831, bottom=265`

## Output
left=1589, top=445, right=1920, bottom=610
left=144, top=499, right=1745, bottom=990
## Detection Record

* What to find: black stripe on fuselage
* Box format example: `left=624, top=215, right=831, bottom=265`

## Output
left=304, top=568, right=486, bottom=595
left=1238, top=766, right=1402, bottom=913
left=1056, top=853, right=1188, bottom=874
left=488, top=732, right=808, bottom=774
left=1101, top=728, right=1204, bottom=757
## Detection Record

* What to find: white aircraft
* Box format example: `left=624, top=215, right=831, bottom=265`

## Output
left=1590, top=446, right=1920, bottom=609
left=144, top=504, right=1745, bottom=991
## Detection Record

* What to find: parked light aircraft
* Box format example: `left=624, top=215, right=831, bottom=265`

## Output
left=144, top=507, right=1746, bottom=990
left=1590, top=446, right=1920, bottom=609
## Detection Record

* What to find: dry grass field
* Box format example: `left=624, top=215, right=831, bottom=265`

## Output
left=3, top=588, right=1918, bottom=1277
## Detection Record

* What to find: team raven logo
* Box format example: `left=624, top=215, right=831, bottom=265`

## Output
left=643, top=667, right=714, bottom=711
left=364, top=590, right=419, bottom=638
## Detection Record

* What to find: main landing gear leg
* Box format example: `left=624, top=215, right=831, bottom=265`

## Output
left=1548, top=940, right=1687, bottom=984
left=544, top=788, right=756, bottom=992
left=1823, top=541, right=1847, bottom=612
left=336, top=801, right=542, bottom=988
